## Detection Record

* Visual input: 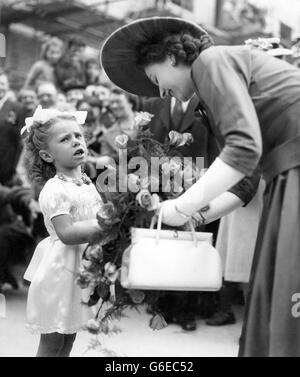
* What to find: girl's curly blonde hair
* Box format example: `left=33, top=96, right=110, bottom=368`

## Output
left=24, top=114, right=76, bottom=193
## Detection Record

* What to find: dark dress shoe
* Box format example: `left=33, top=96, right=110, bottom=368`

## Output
left=205, top=311, right=236, bottom=326
left=3, top=272, right=19, bottom=290
left=176, top=314, right=197, bottom=331
left=161, top=312, right=176, bottom=324
left=179, top=318, right=197, bottom=331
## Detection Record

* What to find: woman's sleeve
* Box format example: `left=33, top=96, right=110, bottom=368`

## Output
left=228, top=167, right=261, bottom=206
left=192, top=47, right=262, bottom=177
left=39, top=181, right=71, bottom=220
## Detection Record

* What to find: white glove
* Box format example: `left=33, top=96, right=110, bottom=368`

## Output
left=158, top=158, right=245, bottom=227
left=158, top=199, right=189, bottom=227
left=176, top=157, right=245, bottom=216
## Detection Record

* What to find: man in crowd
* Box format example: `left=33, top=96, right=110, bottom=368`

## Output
left=55, top=36, right=87, bottom=92
left=36, top=81, right=58, bottom=109
left=0, top=71, right=38, bottom=291
left=0, top=70, right=25, bottom=186
left=100, top=87, right=138, bottom=158
left=18, top=87, right=38, bottom=117
left=0, top=183, right=37, bottom=291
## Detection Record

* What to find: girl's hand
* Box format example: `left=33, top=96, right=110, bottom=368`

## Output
left=88, top=220, right=104, bottom=244
left=158, top=199, right=190, bottom=227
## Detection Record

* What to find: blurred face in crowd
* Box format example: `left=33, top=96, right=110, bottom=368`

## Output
left=94, top=85, right=111, bottom=102
left=109, top=92, right=133, bottom=121
left=76, top=101, right=88, bottom=116
left=66, top=88, right=84, bottom=107
left=145, top=56, right=195, bottom=101
left=57, top=92, right=67, bottom=106
left=69, top=44, right=85, bottom=62
left=19, top=89, right=38, bottom=112
left=86, top=62, right=100, bottom=83
left=46, top=43, right=63, bottom=65
left=85, top=85, right=96, bottom=97
left=77, top=101, right=98, bottom=139
left=0, top=74, right=9, bottom=100
left=37, top=82, right=58, bottom=109
left=56, top=92, right=74, bottom=111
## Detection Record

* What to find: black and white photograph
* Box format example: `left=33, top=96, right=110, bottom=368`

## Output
left=1, top=0, right=300, bottom=359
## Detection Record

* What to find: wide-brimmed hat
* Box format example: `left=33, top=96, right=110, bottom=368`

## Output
left=100, top=17, right=207, bottom=98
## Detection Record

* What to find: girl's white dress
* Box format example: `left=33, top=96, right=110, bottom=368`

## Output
left=24, top=176, right=103, bottom=334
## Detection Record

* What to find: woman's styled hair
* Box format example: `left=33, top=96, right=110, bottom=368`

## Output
left=137, top=30, right=214, bottom=67
left=24, top=114, right=75, bottom=190
left=40, top=37, right=65, bottom=60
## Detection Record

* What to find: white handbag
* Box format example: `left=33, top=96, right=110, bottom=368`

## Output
left=121, top=208, right=223, bottom=291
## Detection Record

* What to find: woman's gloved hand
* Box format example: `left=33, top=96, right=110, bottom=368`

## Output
left=157, top=199, right=190, bottom=227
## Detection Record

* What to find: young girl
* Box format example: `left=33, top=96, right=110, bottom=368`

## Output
left=23, top=106, right=104, bottom=357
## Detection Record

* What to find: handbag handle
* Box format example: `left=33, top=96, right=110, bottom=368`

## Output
left=154, top=207, right=198, bottom=247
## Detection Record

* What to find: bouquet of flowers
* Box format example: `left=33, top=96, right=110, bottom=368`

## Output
left=77, top=111, right=203, bottom=336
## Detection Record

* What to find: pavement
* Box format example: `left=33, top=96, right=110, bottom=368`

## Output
left=0, top=267, right=243, bottom=357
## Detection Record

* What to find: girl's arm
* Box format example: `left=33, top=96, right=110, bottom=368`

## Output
left=52, top=215, right=103, bottom=245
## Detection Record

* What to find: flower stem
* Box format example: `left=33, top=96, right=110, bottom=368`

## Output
left=82, top=244, right=90, bottom=259
left=95, top=299, right=105, bottom=320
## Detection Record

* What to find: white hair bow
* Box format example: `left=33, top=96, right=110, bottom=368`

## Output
left=20, top=105, right=87, bottom=135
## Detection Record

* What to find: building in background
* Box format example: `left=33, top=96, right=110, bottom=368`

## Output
left=0, top=0, right=230, bottom=89
left=215, top=0, right=300, bottom=44
left=83, top=0, right=155, bottom=19
left=0, top=0, right=299, bottom=90
left=249, top=0, right=300, bottom=43
left=0, top=0, right=125, bottom=90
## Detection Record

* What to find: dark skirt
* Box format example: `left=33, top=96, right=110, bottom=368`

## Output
left=239, top=167, right=300, bottom=357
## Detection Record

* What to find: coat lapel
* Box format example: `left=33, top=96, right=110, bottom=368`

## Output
left=179, top=95, right=200, bottom=133
left=159, top=97, right=171, bottom=132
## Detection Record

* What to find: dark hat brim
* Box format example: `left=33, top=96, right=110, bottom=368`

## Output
left=100, top=17, right=207, bottom=98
